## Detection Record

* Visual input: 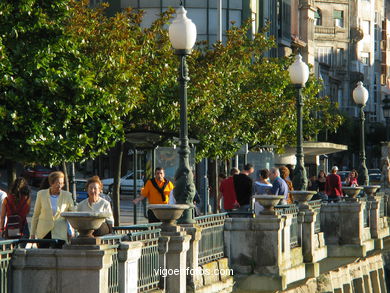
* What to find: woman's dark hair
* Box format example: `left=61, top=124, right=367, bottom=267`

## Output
left=318, top=170, right=326, bottom=178
left=9, top=177, right=30, bottom=201
left=259, top=169, right=270, bottom=179
left=351, top=169, right=358, bottom=178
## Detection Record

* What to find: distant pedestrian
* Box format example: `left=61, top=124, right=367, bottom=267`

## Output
left=233, top=164, right=254, bottom=212
left=218, top=168, right=240, bottom=211
left=325, top=166, right=342, bottom=202
left=269, top=167, right=289, bottom=204
left=132, top=167, right=174, bottom=223
left=345, top=169, right=358, bottom=187
left=0, top=177, right=31, bottom=240
left=382, top=158, right=390, bottom=188
left=279, top=166, right=294, bottom=204
left=254, top=169, right=272, bottom=194
left=31, top=171, right=75, bottom=248
left=77, top=176, right=113, bottom=236
left=311, top=170, right=328, bottom=201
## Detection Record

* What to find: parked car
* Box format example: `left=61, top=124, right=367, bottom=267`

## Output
left=75, top=178, right=112, bottom=205
left=368, top=168, right=381, bottom=175
left=75, top=179, right=88, bottom=203
left=337, top=171, right=350, bottom=186
left=22, top=166, right=57, bottom=187
left=369, top=173, right=381, bottom=185
left=101, top=170, right=144, bottom=194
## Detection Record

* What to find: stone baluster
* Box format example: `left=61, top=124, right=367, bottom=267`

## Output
left=117, top=241, right=143, bottom=293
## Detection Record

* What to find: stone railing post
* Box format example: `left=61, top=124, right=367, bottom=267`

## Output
left=117, top=241, right=143, bottom=293
left=12, top=244, right=115, bottom=293
left=158, top=236, right=170, bottom=290
left=159, top=225, right=191, bottom=293
left=180, top=224, right=202, bottom=290
left=252, top=214, right=292, bottom=279
left=367, top=197, right=381, bottom=238
left=297, top=205, right=327, bottom=278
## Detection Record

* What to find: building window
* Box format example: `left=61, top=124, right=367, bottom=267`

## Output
left=361, top=52, right=370, bottom=65
left=314, top=9, right=322, bottom=26
left=317, top=47, right=333, bottom=65
left=362, top=20, right=371, bottom=36
left=336, top=48, right=344, bottom=66
left=334, top=10, right=344, bottom=28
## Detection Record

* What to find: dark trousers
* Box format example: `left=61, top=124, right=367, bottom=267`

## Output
left=37, top=232, right=64, bottom=249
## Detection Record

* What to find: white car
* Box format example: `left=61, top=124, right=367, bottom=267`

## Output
left=101, top=171, right=144, bottom=194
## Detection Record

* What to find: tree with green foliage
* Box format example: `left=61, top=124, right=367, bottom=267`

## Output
left=0, top=0, right=128, bottom=169
left=67, top=3, right=343, bottom=162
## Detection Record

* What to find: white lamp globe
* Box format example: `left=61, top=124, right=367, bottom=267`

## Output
left=168, top=7, right=197, bottom=50
left=288, top=54, right=310, bottom=86
left=353, top=81, right=369, bottom=106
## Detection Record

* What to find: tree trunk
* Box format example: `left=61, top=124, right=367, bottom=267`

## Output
left=62, top=162, right=69, bottom=192
left=113, top=142, right=124, bottom=226
left=6, top=159, right=17, bottom=189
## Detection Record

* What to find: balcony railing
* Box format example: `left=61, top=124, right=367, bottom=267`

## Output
left=315, top=26, right=336, bottom=35
left=275, top=205, right=300, bottom=248
left=195, top=213, right=227, bottom=265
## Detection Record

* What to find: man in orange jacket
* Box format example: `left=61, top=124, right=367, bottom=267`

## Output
left=133, top=167, right=174, bottom=222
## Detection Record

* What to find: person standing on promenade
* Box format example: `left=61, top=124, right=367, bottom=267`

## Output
left=31, top=171, right=75, bottom=247
left=218, top=168, right=240, bottom=212
left=132, top=167, right=174, bottom=223
left=269, top=167, right=289, bottom=204
left=325, top=166, right=343, bottom=202
left=233, top=164, right=254, bottom=212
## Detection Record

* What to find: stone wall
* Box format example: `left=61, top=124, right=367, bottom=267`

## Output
left=282, top=254, right=386, bottom=293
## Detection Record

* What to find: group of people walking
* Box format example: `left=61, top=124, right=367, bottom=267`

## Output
left=218, top=164, right=360, bottom=213
left=0, top=171, right=113, bottom=245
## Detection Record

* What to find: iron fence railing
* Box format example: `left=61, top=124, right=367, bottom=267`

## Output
left=195, top=213, right=227, bottom=266
left=100, top=235, right=123, bottom=293
left=0, top=240, right=18, bottom=293
left=275, top=204, right=300, bottom=248
left=114, top=225, right=161, bottom=292
left=307, top=200, right=322, bottom=233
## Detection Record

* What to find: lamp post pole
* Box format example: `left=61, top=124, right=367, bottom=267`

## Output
left=358, top=104, right=369, bottom=185
left=292, top=85, right=308, bottom=190
left=169, top=5, right=197, bottom=224
left=353, top=81, right=369, bottom=186
left=288, top=54, right=310, bottom=191
left=175, top=49, right=196, bottom=224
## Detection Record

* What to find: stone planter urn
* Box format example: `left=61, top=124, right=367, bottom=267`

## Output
left=252, top=195, right=284, bottom=215
left=61, top=212, right=108, bottom=238
left=362, top=185, right=381, bottom=199
left=291, top=190, right=316, bottom=208
left=342, top=186, right=363, bottom=200
left=148, top=204, right=189, bottom=230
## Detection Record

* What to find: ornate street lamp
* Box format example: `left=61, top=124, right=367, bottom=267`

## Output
left=353, top=81, right=369, bottom=186
left=168, top=4, right=197, bottom=224
left=383, top=95, right=390, bottom=141
left=288, top=54, right=310, bottom=190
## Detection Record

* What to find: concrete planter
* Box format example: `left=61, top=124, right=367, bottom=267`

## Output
left=252, top=195, right=284, bottom=215
left=342, top=186, right=363, bottom=199
left=61, top=212, right=108, bottom=238
left=148, top=204, right=189, bottom=228
left=291, top=191, right=316, bottom=208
